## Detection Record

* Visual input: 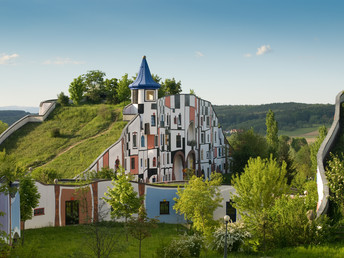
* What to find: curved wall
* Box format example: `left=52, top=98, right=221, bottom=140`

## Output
left=317, top=91, right=344, bottom=217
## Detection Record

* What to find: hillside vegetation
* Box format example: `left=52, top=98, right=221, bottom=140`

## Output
left=214, top=102, right=334, bottom=134
left=0, top=104, right=127, bottom=178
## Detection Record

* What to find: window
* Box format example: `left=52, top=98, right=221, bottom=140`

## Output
left=160, top=201, right=169, bottom=215
left=206, top=117, right=210, bottom=126
left=167, top=153, right=170, bottom=164
left=132, top=133, right=137, bottom=148
left=131, top=157, right=135, bottom=170
left=141, top=136, right=145, bottom=147
left=201, top=149, right=204, bottom=160
left=132, top=89, right=138, bottom=104
left=34, top=208, right=44, bottom=216
left=215, top=132, right=217, bottom=143
left=201, top=133, right=205, bottom=144
left=153, top=157, right=157, bottom=167
left=175, top=95, right=180, bottom=109
left=166, top=114, right=169, bottom=126
left=176, top=134, right=181, bottom=148
left=140, top=158, right=143, bottom=168
left=145, top=90, right=155, bottom=101
left=178, top=114, right=182, bottom=125
left=155, top=135, right=158, bottom=147
left=165, top=134, right=169, bottom=146
left=151, top=114, right=156, bottom=126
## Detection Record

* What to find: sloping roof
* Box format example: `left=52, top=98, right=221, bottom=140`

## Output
left=129, top=56, right=161, bottom=90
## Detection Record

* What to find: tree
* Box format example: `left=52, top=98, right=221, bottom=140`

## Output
left=103, top=168, right=143, bottom=223
left=104, top=78, right=119, bottom=104
left=161, top=78, right=182, bottom=96
left=127, top=204, right=158, bottom=258
left=310, top=125, right=327, bottom=173
left=232, top=156, right=288, bottom=249
left=277, top=135, right=295, bottom=184
left=173, top=173, right=223, bottom=238
left=228, top=128, right=269, bottom=175
left=0, top=120, right=8, bottom=134
left=57, top=92, right=69, bottom=106
left=266, top=109, right=279, bottom=154
left=117, top=74, right=132, bottom=103
left=83, top=70, right=106, bottom=103
left=0, top=150, right=19, bottom=194
left=20, top=175, right=40, bottom=245
left=69, top=76, right=85, bottom=105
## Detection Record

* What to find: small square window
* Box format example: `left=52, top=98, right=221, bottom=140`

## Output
left=145, top=90, right=155, bottom=101
left=160, top=201, right=169, bottom=215
left=34, top=208, right=44, bottom=216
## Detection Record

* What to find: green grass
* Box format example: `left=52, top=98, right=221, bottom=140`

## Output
left=0, top=104, right=127, bottom=178
left=10, top=224, right=344, bottom=258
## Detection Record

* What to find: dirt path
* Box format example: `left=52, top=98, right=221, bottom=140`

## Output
left=38, top=118, right=118, bottom=168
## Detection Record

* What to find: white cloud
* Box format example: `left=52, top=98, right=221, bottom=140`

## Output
left=195, top=51, right=204, bottom=57
left=0, top=53, right=19, bottom=65
left=43, top=57, right=84, bottom=65
left=244, top=53, right=252, bottom=58
left=256, top=45, right=272, bottom=56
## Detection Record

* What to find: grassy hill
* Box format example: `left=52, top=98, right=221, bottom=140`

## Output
left=0, top=103, right=127, bottom=178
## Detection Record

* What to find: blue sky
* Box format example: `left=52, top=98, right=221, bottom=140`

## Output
left=1, top=0, right=343, bottom=107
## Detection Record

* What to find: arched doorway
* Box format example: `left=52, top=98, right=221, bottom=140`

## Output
left=173, top=152, right=184, bottom=181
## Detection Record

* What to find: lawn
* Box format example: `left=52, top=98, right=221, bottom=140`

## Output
left=9, top=223, right=344, bottom=258
left=0, top=104, right=127, bottom=178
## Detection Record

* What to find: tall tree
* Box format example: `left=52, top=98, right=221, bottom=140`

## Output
left=20, top=175, right=40, bottom=245
left=173, top=173, right=223, bottom=238
left=266, top=109, right=279, bottom=154
left=69, top=76, right=85, bottom=105
left=103, top=168, right=142, bottom=223
left=161, top=78, right=182, bottom=96
left=104, top=78, right=119, bottom=104
left=83, top=70, right=106, bottom=103
left=310, top=125, right=327, bottom=173
left=117, top=74, right=133, bottom=103
left=228, top=129, right=269, bottom=175
left=232, top=156, right=288, bottom=250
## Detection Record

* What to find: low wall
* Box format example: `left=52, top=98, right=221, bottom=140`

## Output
left=0, top=100, right=56, bottom=146
left=316, top=91, right=344, bottom=217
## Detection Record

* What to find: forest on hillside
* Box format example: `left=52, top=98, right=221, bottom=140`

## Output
left=213, top=102, right=334, bottom=134
left=0, top=110, right=31, bottom=125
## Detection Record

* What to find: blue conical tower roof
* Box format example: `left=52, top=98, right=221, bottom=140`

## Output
left=129, top=56, right=161, bottom=89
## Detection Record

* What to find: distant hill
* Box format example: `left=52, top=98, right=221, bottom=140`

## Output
left=213, top=102, right=334, bottom=135
left=0, top=106, right=39, bottom=113
left=0, top=110, right=32, bottom=125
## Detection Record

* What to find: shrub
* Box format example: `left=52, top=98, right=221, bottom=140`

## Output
left=57, top=92, right=70, bottom=106
left=87, top=167, right=116, bottom=180
left=158, top=234, right=203, bottom=258
left=211, top=221, right=251, bottom=253
left=50, top=128, right=61, bottom=138
left=31, top=168, right=61, bottom=184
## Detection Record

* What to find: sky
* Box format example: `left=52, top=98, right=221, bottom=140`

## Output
left=1, top=0, right=344, bottom=108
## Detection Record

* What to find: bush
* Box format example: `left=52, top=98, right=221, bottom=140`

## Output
left=87, top=167, right=116, bottom=180
left=31, top=168, right=61, bottom=184
left=50, top=128, right=61, bottom=138
left=211, top=221, right=251, bottom=253
left=57, top=92, right=70, bottom=106
left=157, top=234, right=203, bottom=258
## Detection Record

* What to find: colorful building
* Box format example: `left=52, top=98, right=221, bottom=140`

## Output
left=84, top=56, right=232, bottom=182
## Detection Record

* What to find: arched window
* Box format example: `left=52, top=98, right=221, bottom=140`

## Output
left=141, top=135, right=145, bottom=147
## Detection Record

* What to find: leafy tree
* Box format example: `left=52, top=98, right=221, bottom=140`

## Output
left=161, top=78, right=182, bottom=96
left=117, top=74, right=132, bottom=103
left=173, top=173, right=223, bottom=238
left=291, top=137, right=308, bottom=152
left=277, top=135, right=295, bottom=184
left=83, top=70, right=106, bottom=103
left=266, top=109, right=279, bottom=154
left=103, top=168, right=143, bottom=223
left=0, top=150, right=20, bottom=194
left=228, top=128, right=269, bottom=175
left=104, top=78, right=119, bottom=104
left=232, top=156, right=288, bottom=249
left=20, top=175, right=40, bottom=245
left=292, top=145, right=313, bottom=190
left=127, top=204, right=158, bottom=258
left=69, top=76, right=85, bottom=105
left=57, top=92, right=69, bottom=106
left=0, top=120, right=8, bottom=134
left=31, top=168, right=61, bottom=184
left=310, top=125, right=327, bottom=173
